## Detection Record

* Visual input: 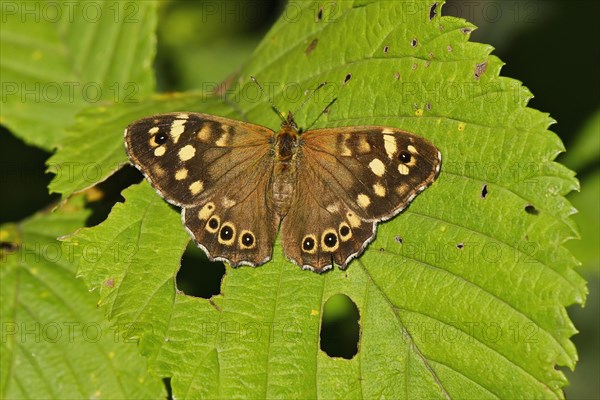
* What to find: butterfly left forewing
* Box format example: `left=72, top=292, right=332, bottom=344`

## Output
left=280, top=126, right=441, bottom=271
left=124, top=112, right=273, bottom=207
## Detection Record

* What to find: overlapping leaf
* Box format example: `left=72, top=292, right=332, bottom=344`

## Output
left=0, top=0, right=156, bottom=150
left=0, top=196, right=164, bottom=399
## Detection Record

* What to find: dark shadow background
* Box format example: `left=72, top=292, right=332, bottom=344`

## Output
left=1, top=1, right=598, bottom=398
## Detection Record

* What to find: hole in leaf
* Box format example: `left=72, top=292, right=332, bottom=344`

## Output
left=461, top=27, right=473, bottom=34
left=163, top=377, right=173, bottom=400
left=316, top=6, right=323, bottom=21
left=383, top=45, right=389, bottom=53
left=395, top=235, right=403, bottom=244
left=525, top=204, right=539, bottom=215
left=456, top=243, right=464, bottom=250
left=85, top=164, right=142, bottom=227
left=411, top=38, right=418, bottom=47
left=429, top=3, right=438, bottom=20
left=481, top=184, right=488, bottom=199
left=177, top=242, right=225, bottom=298
left=0, top=128, right=58, bottom=223
left=320, top=294, right=360, bottom=359
left=343, top=73, right=352, bottom=84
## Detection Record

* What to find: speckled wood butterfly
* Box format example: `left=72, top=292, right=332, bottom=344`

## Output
left=125, top=103, right=441, bottom=272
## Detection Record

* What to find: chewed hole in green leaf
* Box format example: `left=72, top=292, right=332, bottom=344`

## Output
left=525, top=204, right=540, bottom=215
left=85, top=165, right=142, bottom=227
left=320, top=294, right=360, bottom=359
left=176, top=242, right=225, bottom=298
left=481, top=184, right=488, bottom=199
left=429, top=2, right=438, bottom=20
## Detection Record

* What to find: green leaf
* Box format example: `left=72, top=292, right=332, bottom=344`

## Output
left=0, top=196, right=164, bottom=399
left=69, top=0, right=586, bottom=398
left=0, top=0, right=156, bottom=150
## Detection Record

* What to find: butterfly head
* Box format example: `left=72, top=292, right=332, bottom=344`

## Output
left=282, top=111, right=299, bottom=131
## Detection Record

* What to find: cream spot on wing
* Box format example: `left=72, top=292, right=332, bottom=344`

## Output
left=384, top=134, right=397, bottom=159
left=197, top=125, right=212, bottom=142
left=373, top=183, right=386, bottom=197
left=326, top=204, right=340, bottom=213
left=215, top=132, right=230, bottom=147
left=177, top=113, right=189, bottom=119
left=148, top=137, right=159, bottom=148
left=340, top=134, right=352, bottom=156
left=148, top=126, right=159, bottom=134
left=346, top=212, right=361, bottom=228
left=358, top=137, right=371, bottom=153
left=175, top=168, right=188, bottom=181
left=369, top=158, right=385, bottom=177
left=222, top=197, right=236, bottom=208
left=179, top=145, right=196, bottom=161
left=152, top=166, right=165, bottom=177
left=407, top=145, right=418, bottom=154
left=398, top=164, right=410, bottom=175
left=198, top=203, right=215, bottom=220
left=396, top=185, right=408, bottom=196
left=154, top=146, right=166, bottom=157
left=382, top=128, right=394, bottom=134
left=189, top=180, right=204, bottom=195
left=169, top=119, right=186, bottom=143
left=357, top=193, right=371, bottom=208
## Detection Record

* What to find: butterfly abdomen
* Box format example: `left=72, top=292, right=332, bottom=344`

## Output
left=271, top=123, right=300, bottom=217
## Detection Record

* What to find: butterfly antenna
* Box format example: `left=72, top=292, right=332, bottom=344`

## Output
left=293, top=81, right=327, bottom=116
left=251, top=76, right=286, bottom=124
left=304, top=97, right=337, bottom=132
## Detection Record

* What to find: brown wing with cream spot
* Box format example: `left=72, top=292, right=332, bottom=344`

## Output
left=182, top=159, right=280, bottom=267
left=280, top=127, right=441, bottom=271
left=125, top=112, right=279, bottom=266
left=124, top=112, right=273, bottom=207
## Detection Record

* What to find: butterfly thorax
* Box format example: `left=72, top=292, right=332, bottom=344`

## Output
left=271, top=116, right=300, bottom=217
